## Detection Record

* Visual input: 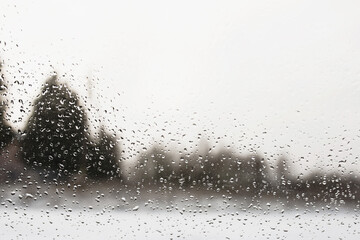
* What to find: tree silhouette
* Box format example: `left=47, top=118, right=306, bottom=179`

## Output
left=276, top=157, right=290, bottom=186
left=22, top=74, right=87, bottom=179
left=0, top=58, right=22, bottom=182
left=134, top=146, right=175, bottom=187
left=0, top=59, right=13, bottom=149
left=86, top=126, right=121, bottom=180
left=176, top=141, right=213, bottom=188
left=210, top=151, right=270, bottom=193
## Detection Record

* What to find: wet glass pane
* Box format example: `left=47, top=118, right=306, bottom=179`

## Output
left=1, top=0, right=360, bottom=239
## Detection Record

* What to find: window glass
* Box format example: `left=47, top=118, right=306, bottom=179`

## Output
left=1, top=1, right=360, bottom=239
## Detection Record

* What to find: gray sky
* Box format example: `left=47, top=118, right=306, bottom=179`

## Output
left=1, top=0, right=360, bottom=176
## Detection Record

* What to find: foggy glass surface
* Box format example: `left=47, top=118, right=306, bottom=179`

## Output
left=1, top=0, right=360, bottom=239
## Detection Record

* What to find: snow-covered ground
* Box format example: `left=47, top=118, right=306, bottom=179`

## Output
left=1, top=184, right=359, bottom=239
left=1, top=206, right=359, bottom=239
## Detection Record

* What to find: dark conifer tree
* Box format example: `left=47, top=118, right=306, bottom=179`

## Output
left=86, top=126, right=121, bottom=180
left=22, top=74, right=87, bottom=179
left=0, top=60, right=13, bottom=149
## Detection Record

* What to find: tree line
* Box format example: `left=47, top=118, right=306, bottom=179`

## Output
left=0, top=62, right=359, bottom=203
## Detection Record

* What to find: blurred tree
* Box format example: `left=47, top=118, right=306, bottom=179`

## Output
left=210, top=151, right=270, bottom=193
left=22, top=74, right=87, bottom=179
left=179, top=141, right=212, bottom=188
left=0, top=58, right=24, bottom=182
left=276, top=157, right=290, bottom=186
left=177, top=152, right=203, bottom=188
left=176, top=143, right=271, bottom=193
left=177, top=151, right=208, bottom=188
left=275, top=156, right=293, bottom=196
left=0, top=59, right=13, bottom=149
left=206, top=149, right=236, bottom=190
left=86, top=126, right=121, bottom=180
left=134, top=146, right=175, bottom=186
left=251, top=154, right=270, bottom=193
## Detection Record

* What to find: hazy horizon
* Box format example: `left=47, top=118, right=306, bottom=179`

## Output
left=1, top=0, right=360, bottom=176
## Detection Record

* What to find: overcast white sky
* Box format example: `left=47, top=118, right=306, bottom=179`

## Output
left=1, top=0, right=360, bottom=175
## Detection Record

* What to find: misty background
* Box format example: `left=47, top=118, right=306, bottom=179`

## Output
left=0, top=0, right=360, bottom=178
